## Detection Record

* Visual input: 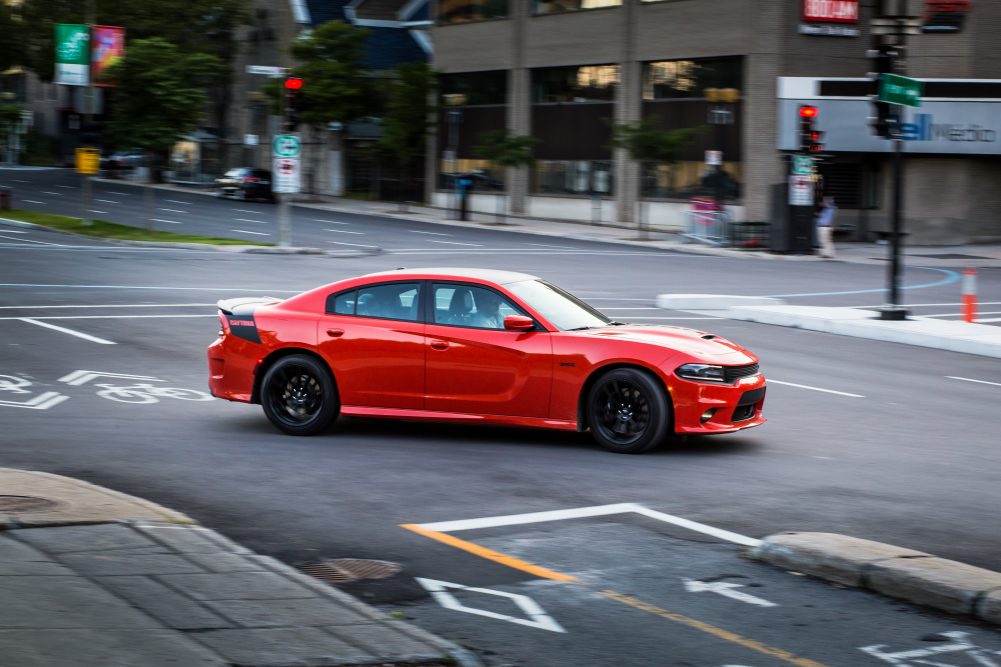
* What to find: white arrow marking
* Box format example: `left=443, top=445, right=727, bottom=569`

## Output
left=0, top=391, right=70, bottom=410
left=58, top=370, right=164, bottom=386
left=415, top=578, right=566, bottom=633
left=684, top=579, right=777, bottom=608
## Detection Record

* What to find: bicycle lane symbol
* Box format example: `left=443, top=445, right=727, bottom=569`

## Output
left=860, top=631, right=1001, bottom=667
left=57, top=370, right=214, bottom=405
left=0, top=374, right=70, bottom=410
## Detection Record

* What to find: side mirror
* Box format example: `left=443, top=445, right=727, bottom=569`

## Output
left=503, top=315, right=534, bottom=331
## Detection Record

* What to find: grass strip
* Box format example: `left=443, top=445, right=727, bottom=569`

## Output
left=0, top=209, right=273, bottom=246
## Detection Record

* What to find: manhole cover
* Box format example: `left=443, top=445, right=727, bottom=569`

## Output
left=0, top=495, right=59, bottom=512
left=298, top=558, right=402, bottom=583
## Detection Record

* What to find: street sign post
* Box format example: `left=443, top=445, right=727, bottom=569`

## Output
left=272, top=134, right=301, bottom=247
left=272, top=157, right=301, bottom=194
left=75, top=147, right=100, bottom=226
left=245, top=65, right=287, bottom=77
left=792, top=154, right=815, bottom=176
left=273, top=134, right=301, bottom=159
left=54, top=24, right=90, bottom=86
left=879, top=73, right=923, bottom=107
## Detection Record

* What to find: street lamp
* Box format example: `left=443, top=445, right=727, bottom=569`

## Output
left=442, top=93, right=467, bottom=219
left=704, top=87, right=740, bottom=214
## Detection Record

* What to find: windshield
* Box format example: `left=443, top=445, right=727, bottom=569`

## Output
left=506, top=279, right=611, bottom=331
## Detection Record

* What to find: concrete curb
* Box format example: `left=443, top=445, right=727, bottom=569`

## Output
left=751, top=532, right=1001, bottom=625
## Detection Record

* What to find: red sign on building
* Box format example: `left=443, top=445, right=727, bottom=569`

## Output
left=802, top=0, right=859, bottom=23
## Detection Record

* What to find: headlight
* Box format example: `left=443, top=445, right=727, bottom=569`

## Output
left=675, top=363, right=726, bottom=383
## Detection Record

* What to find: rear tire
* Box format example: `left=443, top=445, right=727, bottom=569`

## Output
left=586, top=368, right=670, bottom=454
left=261, top=355, right=339, bottom=435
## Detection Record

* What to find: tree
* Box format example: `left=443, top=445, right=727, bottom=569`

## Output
left=611, top=117, right=701, bottom=238
left=281, top=20, right=373, bottom=195
left=375, top=63, right=435, bottom=211
left=100, top=38, right=222, bottom=181
left=0, top=3, right=24, bottom=73
left=474, top=129, right=539, bottom=223
left=0, top=104, right=23, bottom=162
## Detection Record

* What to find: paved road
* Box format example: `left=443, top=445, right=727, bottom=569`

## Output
left=2, top=173, right=1001, bottom=666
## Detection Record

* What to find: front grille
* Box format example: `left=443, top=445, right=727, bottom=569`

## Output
left=723, top=363, right=759, bottom=383
left=732, top=404, right=755, bottom=422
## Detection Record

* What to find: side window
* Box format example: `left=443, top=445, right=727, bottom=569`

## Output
left=326, top=290, right=356, bottom=315
left=432, top=283, right=524, bottom=329
left=354, top=282, right=421, bottom=322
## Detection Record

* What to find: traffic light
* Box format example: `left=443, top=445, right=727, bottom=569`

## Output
left=799, top=105, right=821, bottom=153
left=867, top=45, right=900, bottom=138
left=284, top=77, right=303, bottom=132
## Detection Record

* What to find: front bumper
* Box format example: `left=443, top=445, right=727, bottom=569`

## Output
left=670, top=373, right=767, bottom=434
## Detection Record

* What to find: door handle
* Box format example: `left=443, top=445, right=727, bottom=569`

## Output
left=326, top=328, right=344, bottom=338
left=430, top=340, right=449, bottom=350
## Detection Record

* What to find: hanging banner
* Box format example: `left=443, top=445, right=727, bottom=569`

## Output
left=54, top=24, right=90, bottom=86
left=91, top=26, right=126, bottom=86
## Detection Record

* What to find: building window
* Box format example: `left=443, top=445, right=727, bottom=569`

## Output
left=534, top=0, right=620, bottom=15
left=643, top=56, right=743, bottom=100
left=440, top=71, right=508, bottom=106
left=641, top=161, right=742, bottom=200
left=533, top=160, right=613, bottom=195
left=532, top=65, right=619, bottom=104
left=438, top=0, right=509, bottom=24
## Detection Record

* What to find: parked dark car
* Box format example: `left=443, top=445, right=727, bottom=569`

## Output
left=214, top=168, right=275, bottom=202
left=99, top=149, right=145, bottom=177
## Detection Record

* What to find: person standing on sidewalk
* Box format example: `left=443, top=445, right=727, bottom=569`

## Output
left=816, top=196, right=837, bottom=259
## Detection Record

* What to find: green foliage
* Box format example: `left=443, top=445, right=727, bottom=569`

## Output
left=0, top=3, right=23, bottom=72
left=611, top=117, right=701, bottom=165
left=100, top=38, right=222, bottom=154
left=474, top=130, right=539, bottom=169
left=286, top=20, right=374, bottom=128
left=376, top=63, right=436, bottom=169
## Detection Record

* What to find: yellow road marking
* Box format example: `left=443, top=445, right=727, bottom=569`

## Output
left=400, top=523, right=578, bottom=582
left=403, top=523, right=832, bottom=667
left=599, top=590, right=831, bottom=667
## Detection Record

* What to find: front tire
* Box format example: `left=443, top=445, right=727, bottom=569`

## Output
left=261, top=355, right=339, bottom=435
left=586, top=368, right=670, bottom=454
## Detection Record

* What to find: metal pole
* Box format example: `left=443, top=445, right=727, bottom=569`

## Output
left=81, top=173, right=92, bottom=226
left=881, top=135, right=908, bottom=319
left=278, top=194, right=290, bottom=247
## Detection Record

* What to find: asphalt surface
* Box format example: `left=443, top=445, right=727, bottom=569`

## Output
left=2, top=169, right=1001, bottom=666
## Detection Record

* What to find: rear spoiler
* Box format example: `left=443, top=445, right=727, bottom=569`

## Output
left=217, top=297, right=282, bottom=315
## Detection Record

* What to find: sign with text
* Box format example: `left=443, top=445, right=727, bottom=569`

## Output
left=789, top=175, right=815, bottom=206
left=272, top=134, right=301, bottom=159
left=75, top=147, right=100, bottom=175
left=802, top=0, right=859, bottom=23
left=273, top=157, right=301, bottom=194
left=880, top=73, right=924, bottom=108
left=91, top=26, right=125, bottom=87
left=54, top=24, right=90, bottom=86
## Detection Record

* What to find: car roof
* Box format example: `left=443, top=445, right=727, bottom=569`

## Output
left=361, top=267, right=539, bottom=285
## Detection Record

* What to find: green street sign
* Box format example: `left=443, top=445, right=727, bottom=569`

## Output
left=879, top=73, right=923, bottom=108
left=272, top=135, right=301, bottom=158
left=54, top=24, right=90, bottom=86
left=792, top=155, right=815, bottom=176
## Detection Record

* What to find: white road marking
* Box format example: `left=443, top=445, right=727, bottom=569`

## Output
left=0, top=314, right=216, bottom=320
left=0, top=229, right=28, bottom=233
left=0, top=303, right=215, bottom=309
left=59, top=370, right=162, bottom=385
left=87, top=209, right=108, bottom=214
left=418, top=502, right=759, bottom=547
left=631, top=316, right=725, bottom=320
left=860, top=630, right=1001, bottom=666
left=312, top=218, right=348, bottom=224
left=41, top=191, right=63, bottom=196
left=95, top=199, right=119, bottom=204
left=56, top=185, right=74, bottom=189
left=409, top=230, right=451, bottom=236
left=975, top=317, right=1001, bottom=323
left=164, top=199, right=190, bottom=205
left=527, top=243, right=576, bottom=249
left=946, top=376, right=1001, bottom=388
left=235, top=218, right=268, bottom=224
left=0, top=391, right=70, bottom=410
left=683, top=579, right=777, bottom=608
left=325, top=228, right=363, bottom=234
left=427, top=240, right=483, bottom=247
left=232, top=209, right=258, bottom=214
left=22, top=199, right=45, bottom=204
left=767, top=379, right=865, bottom=398
left=0, top=234, right=62, bottom=246
left=328, top=240, right=378, bottom=248
left=157, top=207, right=185, bottom=213
left=0, top=375, right=32, bottom=393
left=600, top=307, right=659, bottom=311
left=106, top=191, right=130, bottom=196
left=18, top=318, right=116, bottom=345
left=415, top=578, right=566, bottom=633
left=0, top=283, right=301, bottom=292
left=231, top=229, right=269, bottom=236
left=152, top=218, right=183, bottom=224
left=11, top=179, right=30, bottom=183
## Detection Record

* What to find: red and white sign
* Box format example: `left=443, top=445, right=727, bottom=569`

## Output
left=802, top=0, right=859, bottom=23
left=272, top=157, right=300, bottom=194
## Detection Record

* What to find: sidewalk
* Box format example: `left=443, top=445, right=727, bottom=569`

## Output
left=0, top=468, right=478, bottom=667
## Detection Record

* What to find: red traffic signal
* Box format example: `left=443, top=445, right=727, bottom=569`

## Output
left=799, top=105, right=818, bottom=119
left=284, top=77, right=303, bottom=91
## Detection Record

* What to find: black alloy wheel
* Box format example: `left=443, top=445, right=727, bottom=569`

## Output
left=261, top=354, right=339, bottom=435
left=587, top=368, right=670, bottom=454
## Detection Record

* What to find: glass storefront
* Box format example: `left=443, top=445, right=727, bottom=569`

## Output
left=532, top=65, right=619, bottom=103
left=642, top=56, right=743, bottom=100
left=533, top=160, right=613, bottom=195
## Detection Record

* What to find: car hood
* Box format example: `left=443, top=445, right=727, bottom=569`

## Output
left=571, top=325, right=756, bottom=361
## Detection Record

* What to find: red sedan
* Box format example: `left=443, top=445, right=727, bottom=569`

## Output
left=207, top=269, right=765, bottom=453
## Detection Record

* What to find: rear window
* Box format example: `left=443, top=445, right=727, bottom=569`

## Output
left=224, top=168, right=244, bottom=178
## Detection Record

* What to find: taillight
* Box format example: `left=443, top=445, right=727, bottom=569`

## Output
left=243, top=176, right=260, bottom=183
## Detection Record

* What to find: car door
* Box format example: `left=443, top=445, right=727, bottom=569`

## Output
left=424, top=282, right=552, bottom=417
left=316, top=281, right=425, bottom=409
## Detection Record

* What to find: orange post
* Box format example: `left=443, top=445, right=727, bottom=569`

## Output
left=962, top=267, right=977, bottom=323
